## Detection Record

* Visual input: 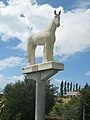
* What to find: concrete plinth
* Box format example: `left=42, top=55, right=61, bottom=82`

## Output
left=22, top=61, right=64, bottom=120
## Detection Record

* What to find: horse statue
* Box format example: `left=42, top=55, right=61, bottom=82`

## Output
left=26, top=10, right=61, bottom=66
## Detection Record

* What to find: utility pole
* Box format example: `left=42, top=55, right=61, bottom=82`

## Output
left=83, top=105, right=85, bottom=120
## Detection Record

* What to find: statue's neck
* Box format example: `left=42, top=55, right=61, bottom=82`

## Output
left=48, top=18, right=57, bottom=33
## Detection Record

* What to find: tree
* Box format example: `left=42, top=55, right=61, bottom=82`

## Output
left=76, top=83, right=78, bottom=91
left=79, top=85, right=81, bottom=92
left=67, top=82, right=69, bottom=92
left=64, top=81, right=67, bottom=95
left=63, top=97, right=81, bottom=120
left=84, top=82, right=89, bottom=89
left=79, top=86, right=90, bottom=120
left=0, top=77, right=57, bottom=120
left=0, top=94, right=6, bottom=117
left=49, top=99, right=64, bottom=118
left=1, top=78, right=36, bottom=120
left=70, top=82, right=72, bottom=91
left=63, top=85, right=90, bottom=120
left=73, top=84, right=75, bottom=91
left=60, top=81, right=63, bottom=97
left=45, top=80, right=58, bottom=114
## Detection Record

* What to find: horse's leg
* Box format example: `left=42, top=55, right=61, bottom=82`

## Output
left=44, top=43, right=50, bottom=62
left=49, top=42, right=54, bottom=61
left=43, top=44, right=46, bottom=63
left=26, top=44, right=33, bottom=66
left=31, top=45, right=36, bottom=65
left=44, top=42, right=54, bottom=62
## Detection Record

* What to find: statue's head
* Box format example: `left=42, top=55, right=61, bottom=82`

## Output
left=54, top=10, right=61, bottom=27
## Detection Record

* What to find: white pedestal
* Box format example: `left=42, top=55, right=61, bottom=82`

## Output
left=22, top=61, right=64, bottom=120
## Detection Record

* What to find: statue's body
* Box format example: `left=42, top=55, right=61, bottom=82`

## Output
left=26, top=10, right=61, bottom=66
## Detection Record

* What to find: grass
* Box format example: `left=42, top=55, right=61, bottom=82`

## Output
left=55, top=96, right=71, bottom=104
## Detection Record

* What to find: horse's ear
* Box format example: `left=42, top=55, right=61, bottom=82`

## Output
left=54, top=10, right=57, bottom=15
left=59, top=11, right=61, bottom=15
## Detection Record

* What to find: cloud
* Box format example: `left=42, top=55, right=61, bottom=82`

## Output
left=74, top=0, right=90, bottom=9
left=85, top=71, right=90, bottom=77
left=0, top=56, right=22, bottom=70
left=0, top=0, right=33, bottom=42
left=0, top=0, right=63, bottom=53
left=55, top=9, right=90, bottom=60
left=0, top=0, right=90, bottom=60
left=0, top=74, right=24, bottom=90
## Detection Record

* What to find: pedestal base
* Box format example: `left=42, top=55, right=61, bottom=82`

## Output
left=22, top=61, right=64, bottom=120
left=22, top=61, right=64, bottom=73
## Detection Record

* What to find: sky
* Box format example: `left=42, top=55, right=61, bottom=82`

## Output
left=0, top=0, right=90, bottom=91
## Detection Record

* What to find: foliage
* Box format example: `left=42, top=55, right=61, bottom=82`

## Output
left=84, top=82, right=89, bottom=89
left=63, top=97, right=81, bottom=120
left=0, top=94, right=6, bottom=116
left=79, top=85, right=81, bottom=92
left=0, top=77, right=57, bottom=120
left=64, top=81, right=67, bottom=95
left=49, top=85, right=90, bottom=120
left=60, top=81, right=63, bottom=97
left=79, top=86, right=90, bottom=119
left=0, top=78, right=35, bottom=120
left=1, top=78, right=90, bottom=120
left=45, top=81, right=58, bottom=114
left=73, top=84, right=75, bottom=91
left=70, top=82, right=72, bottom=91
left=60, top=81, right=81, bottom=97
left=49, top=98, right=64, bottom=117
left=67, top=82, right=69, bottom=92
left=76, top=83, right=78, bottom=91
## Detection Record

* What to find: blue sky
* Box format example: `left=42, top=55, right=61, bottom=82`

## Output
left=0, top=0, right=90, bottom=91
left=37, top=0, right=75, bottom=10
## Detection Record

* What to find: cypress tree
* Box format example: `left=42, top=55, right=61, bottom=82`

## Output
left=64, top=81, right=67, bottom=95
left=70, top=82, right=72, bottom=91
left=67, top=82, right=69, bottom=92
left=79, top=85, right=81, bottom=92
left=60, top=81, right=63, bottom=97
left=76, top=83, right=78, bottom=91
left=73, top=84, right=75, bottom=91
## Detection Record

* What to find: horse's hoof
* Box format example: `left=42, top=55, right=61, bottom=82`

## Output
left=27, top=63, right=31, bottom=66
